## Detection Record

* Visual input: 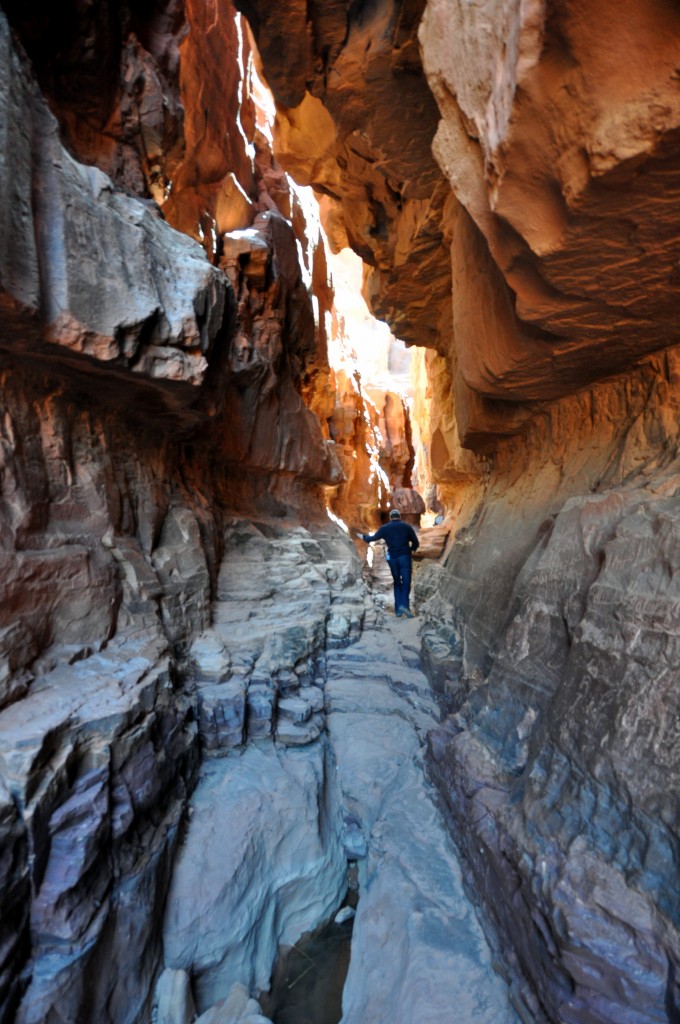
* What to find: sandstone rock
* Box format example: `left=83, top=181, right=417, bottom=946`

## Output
left=221, top=230, right=271, bottom=291
left=275, top=711, right=324, bottom=747
left=340, top=819, right=368, bottom=861
left=155, top=967, right=196, bottom=1024
left=0, top=15, right=40, bottom=326
left=159, top=520, right=520, bottom=1024
left=215, top=212, right=343, bottom=490
left=7, top=6, right=680, bottom=1024
left=412, top=524, right=449, bottom=560
left=390, top=486, right=425, bottom=523
left=197, top=681, right=247, bottom=753
left=0, top=775, right=29, bottom=1022
left=34, top=139, right=226, bottom=387
left=364, top=390, right=415, bottom=494
left=327, top=369, right=386, bottom=530
left=426, top=455, right=680, bottom=1023
left=162, top=744, right=347, bottom=1014
left=277, top=695, right=312, bottom=723
left=162, top=0, right=258, bottom=239
left=194, top=982, right=271, bottom=1024
left=0, top=10, right=228, bottom=407
left=0, top=630, right=197, bottom=1024
left=1, top=1, right=185, bottom=197
left=247, top=687, right=275, bottom=739
left=324, top=602, right=521, bottom=1024
left=0, top=624, right=34, bottom=710
left=299, top=684, right=325, bottom=714
left=190, top=633, right=233, bottom=683
left=151, top=506, right=212, bottom=642
left=420, top=0, right=680, bottom=407
left=239, top=0, right=452, bottom=351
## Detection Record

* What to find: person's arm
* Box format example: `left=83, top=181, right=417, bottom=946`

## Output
left=408, top=525, right=419, bottom=552
left=361, top=525, right=386, bottom=543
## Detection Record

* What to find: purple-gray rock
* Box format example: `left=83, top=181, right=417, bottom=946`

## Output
left=426, top=476, right=680, bottom=1024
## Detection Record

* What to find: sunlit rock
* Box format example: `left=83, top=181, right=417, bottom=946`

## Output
left=421, top=0, right=680, bottom=402
left=4, top=2, right=680, bottom=1023
left=237, top=0, right=453, bottom=351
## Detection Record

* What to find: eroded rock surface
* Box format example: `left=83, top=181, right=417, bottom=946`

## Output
left=160, top=519, right=521, bottom=1023
left=0, top=626, right=196, bottom=1024
left=422, top=0, right=680, bottom=404
left=0, top=9, right=347, bottom=1020
left=3, top=2, right=680, bottom=1023
left=0, top=10, right=227, bottom=409
left=421, top=358, right=680, bottom=1023
left=237, top=0, right=453, bottom=352
left=326, top=614, right=520, bottom=1024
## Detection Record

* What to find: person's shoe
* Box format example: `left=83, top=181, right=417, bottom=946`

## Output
left=401, top=608, right=415, bottom=618
left=395, top=608, right=405, bottom=617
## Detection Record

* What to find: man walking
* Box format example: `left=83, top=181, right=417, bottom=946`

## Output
left=359, top=509, right=419, bottom=617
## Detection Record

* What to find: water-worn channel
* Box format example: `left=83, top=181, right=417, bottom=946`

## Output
left=260, top=909, right=355, bottom=1024
left=157, top=521, right=521, bottom=1023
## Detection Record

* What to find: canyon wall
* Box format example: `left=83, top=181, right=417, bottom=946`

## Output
left=238, top=2, right=680, bottom=1022
left=0, top=5, right=353, bottom=1020
left=2, top=1, right=680, bottom=1023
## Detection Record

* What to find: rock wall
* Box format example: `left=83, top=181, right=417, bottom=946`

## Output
left=237, top=2, right=680, bottom=1022
left=417, top=351, right=680, bottom=1023
left=3, top=0, right=680, bottom=1022
left=0, top=5, right=352, bottom=1021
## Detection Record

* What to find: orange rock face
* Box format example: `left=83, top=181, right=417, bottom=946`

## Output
left=161, top=0, right=258, bottom=238
left=423, top=0, right=680, bottom=405
left=234, top=7, right=680, bottom=1022
left=240, top=0, right=680, bottom=449
left=327, top=369, right=418, bottom=531
left=236, top=0, right=453, bottom=352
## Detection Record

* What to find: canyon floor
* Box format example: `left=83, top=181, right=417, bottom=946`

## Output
left=156, top=519, right=521, bottom=1023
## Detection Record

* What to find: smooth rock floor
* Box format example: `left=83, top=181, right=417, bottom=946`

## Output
left=326, top=604, right=520, bottom=1024
left=160, top=528, right=521, bottom=1023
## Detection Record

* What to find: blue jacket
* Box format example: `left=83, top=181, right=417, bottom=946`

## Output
left=362, top=520, right=419, bottom=559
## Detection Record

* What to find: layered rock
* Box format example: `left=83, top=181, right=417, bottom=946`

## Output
left=0, top=7, right=347, bottom=1021
left=215, top=208, right=342, bottom=496
left=4, top=1, right=680, bottom=1023
left=0, top=0, right=184, bottom=197
left=236, top=0, right=453, bottom=352
left=0, top=353, right=212, bottom=1021
left=0, top=630, right=196, bottom=1024
left=232, top=4, right=680, bottom=1021
left=160, top=518, right=521, bottom=1023
left=188, top=519, right=365, bottom=755
left=328, top=368, right=418, bottom=531
left=422, top=0, right=680, bottom=403
left=422, top=353, right=680, bottom=1023
left=0, top=16, right=226, bottom=420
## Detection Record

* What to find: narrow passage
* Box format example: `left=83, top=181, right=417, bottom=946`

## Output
left=159, top=520, right=520, bottom=1024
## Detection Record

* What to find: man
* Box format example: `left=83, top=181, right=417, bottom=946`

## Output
left=359, top=509, right=419, bottom=617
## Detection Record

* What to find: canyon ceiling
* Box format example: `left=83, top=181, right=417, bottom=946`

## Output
left=1, top=1, right=680, bottom=1023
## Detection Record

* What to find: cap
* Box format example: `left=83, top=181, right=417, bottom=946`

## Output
left=389, top=508, right=401, bottom=519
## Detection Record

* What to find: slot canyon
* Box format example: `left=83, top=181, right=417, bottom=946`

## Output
left=1, top=1, right=679, bottom=1022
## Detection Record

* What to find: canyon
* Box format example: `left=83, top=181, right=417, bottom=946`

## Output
left=1, top=2, right=679, bottom=1023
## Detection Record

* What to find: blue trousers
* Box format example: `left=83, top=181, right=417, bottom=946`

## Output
left=388, top=554, right=412, bottom=613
